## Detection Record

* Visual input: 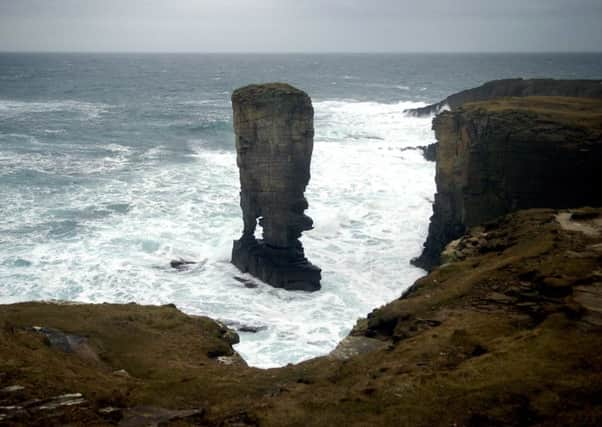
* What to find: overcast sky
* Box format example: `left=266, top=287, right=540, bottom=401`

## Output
left=1, top=0, right=601, bottom=53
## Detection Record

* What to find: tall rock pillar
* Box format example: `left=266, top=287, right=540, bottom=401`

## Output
left=231, top=83, right=321, bottom=291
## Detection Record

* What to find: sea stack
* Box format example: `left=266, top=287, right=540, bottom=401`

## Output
left=231, top=83, right=321, bottom=291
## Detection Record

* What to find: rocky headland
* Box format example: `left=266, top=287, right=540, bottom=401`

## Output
left=413, top=96, right=602, bottom=270
left=230, top=83, right=321, bottom=292
left=405, top=78, right=602, bottom=117
left=1, top=85, right=602, bottom=426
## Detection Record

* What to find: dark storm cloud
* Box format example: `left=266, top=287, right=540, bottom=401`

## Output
left=0, top=0, right=600, bottom=52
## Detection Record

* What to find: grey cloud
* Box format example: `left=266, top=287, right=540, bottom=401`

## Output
left=0, top=0, right=600, bottom=52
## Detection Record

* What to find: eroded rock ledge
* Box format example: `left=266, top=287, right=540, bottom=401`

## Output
left=413, top=96, right=602, bottom=270
left=230, top=83, right=321, bottom=291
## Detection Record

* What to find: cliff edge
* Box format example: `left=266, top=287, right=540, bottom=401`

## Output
left=405, top=78, right=602, bottom=117
left=413, top=96, right=602, bottom=270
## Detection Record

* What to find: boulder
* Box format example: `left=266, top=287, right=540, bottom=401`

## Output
left=169, top=259, right=197, bottom=270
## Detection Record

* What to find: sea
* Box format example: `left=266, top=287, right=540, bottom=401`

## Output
left=1, top=53, right=601, bottom=368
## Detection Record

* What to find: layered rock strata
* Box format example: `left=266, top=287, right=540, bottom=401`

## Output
left=413, top=96, right=602, bottom=270
left=231, top=83, right=321, bottom=291
left=405, top=78, right=602, bottom=116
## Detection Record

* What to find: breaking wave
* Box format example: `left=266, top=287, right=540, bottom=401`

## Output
left=0, top=98, right=435, bottom=368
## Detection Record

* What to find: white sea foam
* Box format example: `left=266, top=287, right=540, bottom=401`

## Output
left=0, top=149, right=130, bottom=177
left=180, top=99, right=229, bottom=107
left=314, top=100, right=435, bottom=146
left=0, top=99, right=110, bottom=119
left=105, top=143, right=131, bottom=153
left=0, top=99, right=435, bottom=368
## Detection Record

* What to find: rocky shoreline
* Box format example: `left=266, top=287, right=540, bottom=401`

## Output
left=1, top=84, right=602, bottom=426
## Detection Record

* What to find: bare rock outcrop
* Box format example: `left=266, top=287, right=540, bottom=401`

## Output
left=405, top=78, right=602, bottom=117
left=231, top=83, right=321, bottom=291
left=413, top=96, right=602, bottom=270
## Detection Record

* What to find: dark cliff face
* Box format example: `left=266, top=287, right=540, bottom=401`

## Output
left=231, top=83, right=321, bottom=291
left=413, top=96, right=602, bottom=270
left=405, top=78, right=602, bottom=117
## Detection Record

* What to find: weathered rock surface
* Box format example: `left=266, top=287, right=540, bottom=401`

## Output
left=413, top=96, right=602, bottom=270
left=1, top=208, right=602, bottom=426
left=328, top=336, right=389, bottom=360
left=169, top=259, right=198, bottom=270
left=400, top=142, right=437, bottom=162
left=405, top=78, right=602, bottom=116
left=231, top=83, right=321, bottom=291
left=119, top=406, right=205, bottom=427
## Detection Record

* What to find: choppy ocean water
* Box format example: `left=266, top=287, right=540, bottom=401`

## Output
left=1, top=53, right=601, bottom=367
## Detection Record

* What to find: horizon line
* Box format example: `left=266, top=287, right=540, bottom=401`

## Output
left=1, top=50, right=602, bottom=55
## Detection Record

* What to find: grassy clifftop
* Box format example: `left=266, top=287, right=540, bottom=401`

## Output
left=464, top=96, right=602, bottom=130
left=1, top=208, right=602, bottom=426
